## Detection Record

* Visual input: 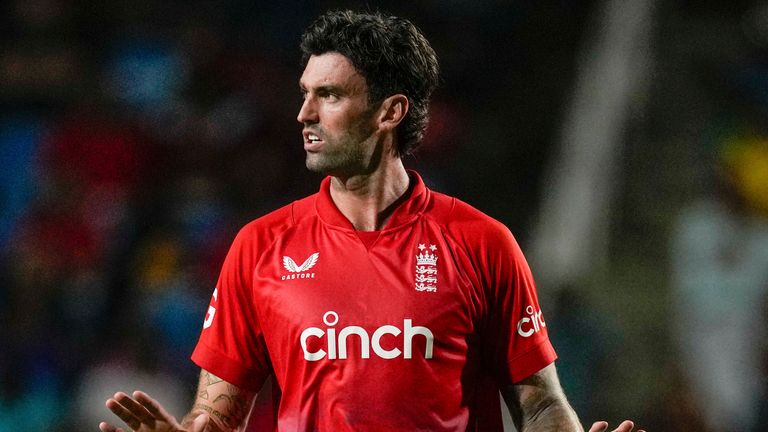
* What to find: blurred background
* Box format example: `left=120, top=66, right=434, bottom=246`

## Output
left=1, top=0, right=767, bottom=431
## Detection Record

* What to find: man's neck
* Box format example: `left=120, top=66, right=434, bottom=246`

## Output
left=329, top=159, right=411, bottom=231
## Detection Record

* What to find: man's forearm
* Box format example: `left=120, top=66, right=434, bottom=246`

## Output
left=180, top=405, right=229, bottom=432
left=503, top=363, right=584, bottom=432
left=517, top=394, right=583, bottom=431
left=181, top=370, right=257, bottom=432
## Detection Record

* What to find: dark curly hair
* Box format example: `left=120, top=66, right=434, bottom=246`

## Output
left=300, top=10, right=440, bottom=157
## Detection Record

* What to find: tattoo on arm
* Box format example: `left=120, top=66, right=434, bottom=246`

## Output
left=183, top=370, right=257, bottom=431
left=517, top=372, right=552, bottom=423
left=503, top=364, right=583, bottom=431
left=204, top=371, right=224, bottom=386
left=192, top=402, right=235, bottom=428
left=213, top=390, right=251, bottom=423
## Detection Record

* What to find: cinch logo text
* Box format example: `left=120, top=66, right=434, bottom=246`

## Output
left=517, top=305, right=546, bottom=338
left=300, top=311, right=434, bottom=361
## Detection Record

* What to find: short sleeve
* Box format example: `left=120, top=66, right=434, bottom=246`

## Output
left=481, top=225, right=557, bottom=385
left=191, top=225, right=271, bottom=391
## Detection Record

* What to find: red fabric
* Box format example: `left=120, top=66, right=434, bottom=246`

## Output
left=192, top=171, right=556, bottom=431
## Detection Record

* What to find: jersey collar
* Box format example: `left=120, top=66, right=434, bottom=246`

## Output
left=315, top=170, right=430, bottom=231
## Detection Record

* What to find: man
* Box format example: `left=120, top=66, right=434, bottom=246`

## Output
left=100, top=10, right=642, bottom=432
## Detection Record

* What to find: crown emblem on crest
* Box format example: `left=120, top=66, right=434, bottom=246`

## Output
left=416, top=248, right=438, bottom=266
left=415, top=243, right=438, bottom=292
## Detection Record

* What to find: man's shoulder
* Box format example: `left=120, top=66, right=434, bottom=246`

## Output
left=426, top=189, right=527, bottom=269
left=426, top=189, right=512, bottom=238
left=236, top=193, right=318, bottom=244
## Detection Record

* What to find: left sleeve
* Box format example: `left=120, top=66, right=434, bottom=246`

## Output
left=480, top=223, right=557, bottom=385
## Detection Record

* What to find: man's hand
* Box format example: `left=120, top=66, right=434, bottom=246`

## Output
left=589, top=420, right=645, bottom=432
left=99, top=390, right=209, bottom=432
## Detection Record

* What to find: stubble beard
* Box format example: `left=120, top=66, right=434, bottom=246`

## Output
left=305, top=138, right=367, bottom=177
left=305, top=124, right=378, bottom=178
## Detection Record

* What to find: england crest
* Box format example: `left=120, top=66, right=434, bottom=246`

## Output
left=415, top=243, right=438, bottom=292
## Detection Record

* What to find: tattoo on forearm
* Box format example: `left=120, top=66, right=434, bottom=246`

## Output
left=519, top=373, right=550, bottom=421
left=193, top=372, right=253, bottom=429
left=193, top=403, right=235, bottom=428
left=505, top=366, right=581, bottom=431
left=204, top=371, right=224, bottom=386
left=213, top=391, right=250, bottom=421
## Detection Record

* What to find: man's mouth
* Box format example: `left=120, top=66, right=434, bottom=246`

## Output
left=304, top=131, right=324, bottom=150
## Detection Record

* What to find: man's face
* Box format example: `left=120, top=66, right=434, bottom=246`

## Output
left=297, top=53, right=380, bottom=177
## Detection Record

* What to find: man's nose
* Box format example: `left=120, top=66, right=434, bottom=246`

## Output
left=297, top=97, right=318, bottom=124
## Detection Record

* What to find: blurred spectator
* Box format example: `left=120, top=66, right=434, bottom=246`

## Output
left=670, top=134, right=768, bottom=432
left=128, top=176, right=235, bottom=381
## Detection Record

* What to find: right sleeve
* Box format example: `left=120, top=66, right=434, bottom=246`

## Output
left=473, top=219, right=557, bottom=385
left=191, top=225, right=271, bottom=392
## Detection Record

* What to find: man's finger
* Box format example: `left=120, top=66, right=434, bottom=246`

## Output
left=106, top=397, right=142, bottom=431
left=589, top=421, right=609, bottom=432
left=98, top=421, right=122, bottom=432
left=115, top=391, right=156, bottom=425
left=190, top=413, right=210, bottom=432
left=134, top=390, right=172, bottom=421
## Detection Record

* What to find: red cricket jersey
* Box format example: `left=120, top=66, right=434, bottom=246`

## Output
left=192, top=171, right=556, bottom=431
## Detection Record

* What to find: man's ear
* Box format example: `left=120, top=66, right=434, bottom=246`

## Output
left=377, top=94, right=409, bottom=131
